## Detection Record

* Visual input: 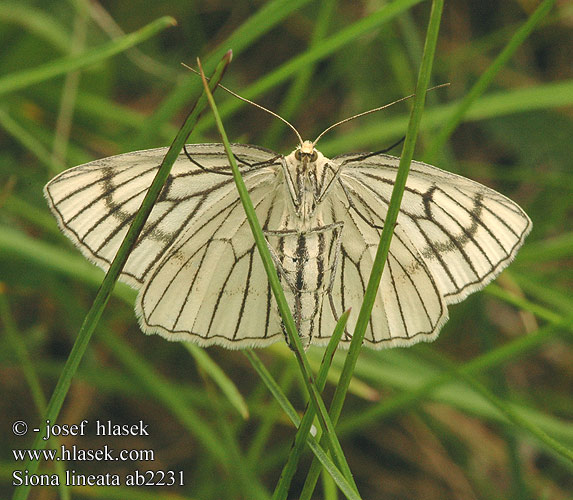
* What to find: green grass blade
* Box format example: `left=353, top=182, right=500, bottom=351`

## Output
left=0, top=291, right=72, bottom=500
left=271, top=310, right=350, bottom=500
left=101, top=331, right=271, bottom=498
left=244, top=351, right=301, bottom=426
left=11, top=52, right=232, bottom=500
left=336, top=323, right=566, bottom=434
left=244, top=350, right=361, bottom=500
left=485, top=284, right=564, bottom=325
left=133, top=0, right=312, bottom=149
left=424, top=0, right=557, bottom=162
left=51, top=4, right=88, bottom=167
left=333, top=0, right=444, bottom=455
left=100, top=332, right=232, bottom=466
left=262, top=0, right=337, bottom=147
left=300, top=1, right=444, bottom=497
left=511, top=273, right=573, bottom=316
left=0, top=226, right=135, bottom=304
left=194, top=0, right=425, bottom=138
left=0, top=16, right=175, bottom=97
left=0, top=4, right=71, bottom=52
left=0, top=291, right=48, bottom=413
left=319, top=78, right=573, bottom=154
left=0, top=108, right=65, bottom=174
left=515, top=231, right=573, bottom=264
left=198, top=61, right=359, bottom=493
left=183, top=342, right=250, bottom=419
left=451, top=362, right=573, bottom=463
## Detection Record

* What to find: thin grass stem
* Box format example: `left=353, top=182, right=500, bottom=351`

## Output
left=11, top=51, right=232, bottom=500
left=299, top=0, right=444, bottom=497
left=0, top=17, right=175, bottom=97
left=424, top=0, right=557, bottom=162
left=271, top=310, right=350, bottom=500
left=245, top=349, right=361, bottom=500
left=198, top=60, right=359, bottom=494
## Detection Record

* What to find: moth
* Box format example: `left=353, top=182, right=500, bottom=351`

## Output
left=44, top=124, right=531, bottom=349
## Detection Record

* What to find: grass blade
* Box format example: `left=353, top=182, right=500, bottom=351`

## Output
left=319, top=78, right=573, bottom=154
left=194, top=0, right=425, bottom=138
left=262, top=0, right=337, bottom=147
left=335, top=322, right=571, bottom=445
left=424, top=0, right=557, bottom=162
left=133, top=0, right=312, bottom=149
left=450, top=361, right=573, bottom=463
left=183, top=342, right=250, bottom=419
left=245, top=349, right=361, bottom=500
left=0, top=16, right=176, bottom=97
left=0, top=291, right=71, bottom=500
left=101, top=331, right=270, bottom=499
left=197, top=60, right=359, bottom=494
left=271, top=310, right=350, bottom=500
left=11, top=51, right=232, bottom=500
left=300, top=1, right=444, bottom=497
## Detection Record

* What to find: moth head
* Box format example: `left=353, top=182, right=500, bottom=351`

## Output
left=294, top=140, right=318, bottom=162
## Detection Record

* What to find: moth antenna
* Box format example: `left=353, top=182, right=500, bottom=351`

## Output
left=182, top=62, right=304, bottom=147
left=312, top=83, right=449, bottom=146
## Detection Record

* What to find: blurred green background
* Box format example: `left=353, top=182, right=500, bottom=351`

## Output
left=1, top=1, right=572, bottom=499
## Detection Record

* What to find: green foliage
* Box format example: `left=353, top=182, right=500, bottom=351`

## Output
left=1, top=1, right=571, bottom=499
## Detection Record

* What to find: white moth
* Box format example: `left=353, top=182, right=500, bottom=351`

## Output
left=45, top=127, right=531, bottom=349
